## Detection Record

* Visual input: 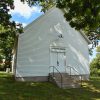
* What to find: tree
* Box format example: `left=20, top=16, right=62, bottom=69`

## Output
left=90, top=54, right=100, bottom=76
left=0, top=0, right=23, bottom=71
left=90, top=46, right=100, bottom=76
left=57, top=0, right=100, bottom=30
left=0, top=28, right=15, bottom=70
left=0, top=0, right=15, bottom=29
left=96, top=46, right=100, bottom=53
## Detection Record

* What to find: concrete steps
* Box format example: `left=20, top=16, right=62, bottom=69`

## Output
left=49, top=73, right=82, bottom=89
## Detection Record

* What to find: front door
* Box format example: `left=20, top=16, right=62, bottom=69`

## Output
left=50, top=52, right=66, bottom=72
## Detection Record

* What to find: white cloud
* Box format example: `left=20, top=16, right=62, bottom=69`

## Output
left=22, top=23, right=27, bottom=27
left=15, top=21, right=27, bottom=28
left=10, top=0, right=41, bottom=19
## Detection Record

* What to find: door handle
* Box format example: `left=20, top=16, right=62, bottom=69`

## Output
left=57, top=60, right=59, bottom=66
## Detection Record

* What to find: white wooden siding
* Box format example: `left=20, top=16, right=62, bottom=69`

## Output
left=16, top=7, right=90, bottom=77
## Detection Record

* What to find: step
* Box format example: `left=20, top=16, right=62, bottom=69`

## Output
left=50, top=75, right=80, bottom=81
left=49, top=73, right=82, bottom=88
left=49, top=73, right=69, bottom=78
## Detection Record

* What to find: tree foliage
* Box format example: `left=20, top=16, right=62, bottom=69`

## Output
left=96, top=46, right=100, bottom=52
left=0, top=0, right=22, bottom=70
left=90, top=47, right=100, bottom=76
left=90, top=54, right=100, bottom=76
left=57, top=0, right=100, bottom=31
left=0, top=27, right=15, bottom=70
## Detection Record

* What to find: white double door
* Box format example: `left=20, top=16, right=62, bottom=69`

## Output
left=50, top=52, right=66, bottom=72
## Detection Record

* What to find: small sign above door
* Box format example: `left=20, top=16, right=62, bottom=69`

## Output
left=50, top=46, right=66, bottom=53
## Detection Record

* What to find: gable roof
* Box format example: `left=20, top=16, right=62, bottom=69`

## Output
left=23, top=7, right=91, bottom=44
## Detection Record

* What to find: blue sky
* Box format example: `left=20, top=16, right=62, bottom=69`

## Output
left=89, top=48, right=97, bottom=61
left=10, top=0, right=99, bottom=61
left=89, top=43, right=100, bottom=61
left=10, top=0, right=43, bottom=27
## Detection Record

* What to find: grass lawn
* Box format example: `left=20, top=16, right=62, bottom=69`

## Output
left=0, top=72, right=100, bottom=100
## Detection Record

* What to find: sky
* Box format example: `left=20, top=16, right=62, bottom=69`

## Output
left=89, top=47, right=98, bottom=62
left=10, top=0, right=43, bottom=27
left=10, top=0, right=99, bottom=61
left=89, top=42, right=100, bottom=61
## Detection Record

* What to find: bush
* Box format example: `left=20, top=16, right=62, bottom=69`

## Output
left=90, top=54, right=100, bottom=76
left=90, top=68, right=98, bottom=76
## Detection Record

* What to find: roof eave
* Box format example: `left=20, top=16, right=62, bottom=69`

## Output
left=79, top=30, right=92, bottom=44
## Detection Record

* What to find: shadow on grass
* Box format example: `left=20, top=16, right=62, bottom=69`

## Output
left=0, top=73, right=100, bottom=100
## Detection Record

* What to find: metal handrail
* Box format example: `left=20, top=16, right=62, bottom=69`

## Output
left=67, top=66, right=80, bottom=75
left=67, top=66, right=82, bottom=86
left=49, top=66, right=63, bottom=88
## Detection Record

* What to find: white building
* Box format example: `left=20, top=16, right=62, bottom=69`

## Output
left=14, top=7, right=91, bottom=82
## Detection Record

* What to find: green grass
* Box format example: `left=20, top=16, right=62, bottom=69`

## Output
left=0, top=72, right=100, bottom=100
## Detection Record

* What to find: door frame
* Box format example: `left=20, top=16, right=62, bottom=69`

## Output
left=49, top=46, right=66, bottom=72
